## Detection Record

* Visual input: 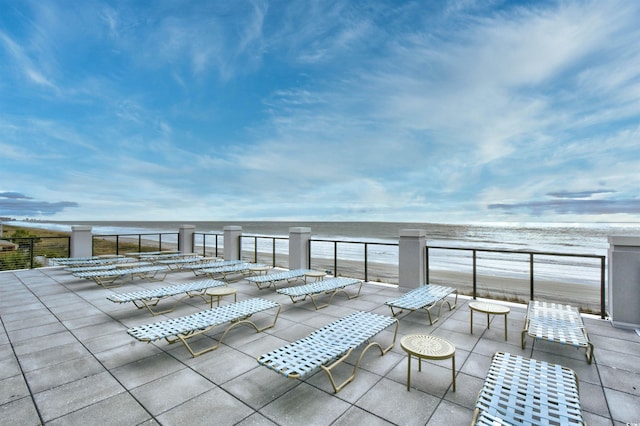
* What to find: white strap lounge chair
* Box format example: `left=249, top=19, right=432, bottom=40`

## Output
left=472, top=352, right=585, bottom=425
left=127, top=298, right=281, bottom=357
left=183, top=259, right=244, bottom=276
left=198, top=262, right=266, bottom=281
left=106, top=279, right=227, bottom=315
left=73, top=265, right=169, bottom=288
left=52, top=255, right=127, bottom=267
left=66, top=264, right=118, bottom=273
left=522, top=301, right=594, bottom=364
left=246, top=269, right=313, bottom=290
left=276, top=277, right=363, bottom=309
left=385, top=284, right=458, bottom=325
left=154, top=256, right=205, bottom=271
left=257, top=311, right=398, bottom=393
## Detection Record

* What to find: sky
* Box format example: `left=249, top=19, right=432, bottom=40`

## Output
left=1, top=0, right=639, bottom=224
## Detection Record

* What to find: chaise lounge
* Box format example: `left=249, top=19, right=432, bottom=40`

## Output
left=257, top=311, right=398, bottom=393
left=197, top=262, right=266, bottom=281
left=106, top=279, right=227, bottom=315
left=276, top=277, right=363, bottom=309
left=472, top=352, right=585, bottom=425
left=246, top=268, right=313, bottom=290
left=127, top=298, right=281, bottom=357
left=522, top=300, right=594, bottom=364
left=385, top=284, right=458, bottom=325
left=73, top=264, right=169, bottom=288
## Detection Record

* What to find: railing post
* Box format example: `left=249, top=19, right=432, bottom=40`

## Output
left=600, top=256, right=606, bottom=319
left=472, top=250, right=477, bottom=299
left=334, top=242, right=338, bottom=277
left=364, top=243, right=369, bottom=282
left=29, top=238, right=34, bottom=269
left=178, top=225, right=196, bottom=254
left=529, top=253, right=535, bottom=301
left=71, top=225, right=93, bottom=258
left=399, top=229, right=426, bottom=289
left=272, top=239, right=276, bottom=266
left=289, top=227, right=311, bottom=270
left=425, top=247, right=430, bottom=284
left=607, top=236, right=640, bottom=328
left=254, top=237, right=258, bottom=263
left=224, top=226, right=242, bottom=261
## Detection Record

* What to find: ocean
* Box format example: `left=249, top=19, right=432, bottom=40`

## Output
left=8, top=220, right=640, bottom=288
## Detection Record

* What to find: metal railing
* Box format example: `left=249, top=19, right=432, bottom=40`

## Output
left=240, top=235, right=289, bottom=267
left=425, top=246, right=606, bottom=318
left=309, top=239, right=398, bottom=283
left=2, top=229, right=608, bottom=317
left=0, top=236, right=70, bottom=270
left=92, top=233, right=178, bottom=255
left=193, top=233, right=223, bottom=258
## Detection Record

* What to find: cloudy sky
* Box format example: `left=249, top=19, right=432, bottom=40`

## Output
left=1, top=0, right=639, bottom=224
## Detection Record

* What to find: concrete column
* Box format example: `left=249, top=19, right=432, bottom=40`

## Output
left=289, top=227, right=311, bottom=270
left=224, top=226, right=242, bottom=260
left=608, top=236, right=640, bottom=329
left=399, top=229, right=426, bottom=289
left=71, top=225, right=93, bottom=258
left=0, top=220, right=3, bottom=236
left=178, top=224, right=196, bottom=254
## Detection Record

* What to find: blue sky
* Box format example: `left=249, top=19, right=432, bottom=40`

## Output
left=1, top=0, right=639, bottom=223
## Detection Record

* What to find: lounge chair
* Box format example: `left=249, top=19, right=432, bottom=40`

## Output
left=472, top=352, right=585, bottom=425
left=246, top=268, right=313, bottom=290
left=183, top=259, right=244, bottom=276
left=127, top=298, right=281, bottom=357
left=73, top=265, right=169, bottom=288
left=257, top=311, right=398, bottom=393
left=522, top=301, right=594, bottom=364
left=154, top=256, right=206, bottom=271
left=276, top=277, right=363, bottom=309
left=106, top=279, right=227, bottom=315
left=198, top=262, right=266, bottom=281
left=385, top=284, right=458, bottom=325
left=52, top=255, right=127, bottom=267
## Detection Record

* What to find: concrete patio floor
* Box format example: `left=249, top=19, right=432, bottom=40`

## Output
left=1, top=266, right=639, bottom=425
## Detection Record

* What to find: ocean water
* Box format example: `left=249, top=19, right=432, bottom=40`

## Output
left=8, top=220, right=640, bottom=286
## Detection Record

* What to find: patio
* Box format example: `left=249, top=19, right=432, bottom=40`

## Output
left=1, top=266, right=639, bottom=425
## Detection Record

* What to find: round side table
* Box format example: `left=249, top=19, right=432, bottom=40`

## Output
left=400, top=334, right=456, bottom=392
left=205, top=287, right=237, bottom=308
left=304, top=270, right=326, bottom=283
left=469, top=301, right=510, bottom=341
left=249, top=265, right=270, bottom=276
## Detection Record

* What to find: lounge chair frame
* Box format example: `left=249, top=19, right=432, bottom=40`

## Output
left=127, top=298, right=281, bottom=357
left=385, top=284, right=458, bottom=325
left=276, top=277, right=363, bottom=309
left=106, top=279, right=227, bottom=315
left=521, top=301, right=594, bottom=364
left=257, top=311, right=398, bottom=393
left=246, top=269, right=312, bottom=290
left=472, top=352, right=585, bottom=425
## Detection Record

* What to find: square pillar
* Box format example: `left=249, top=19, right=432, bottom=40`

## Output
left=289, top=227, right=311, bottom=270
left=608, top=236, right=640, bottom=329
left=399, top=229, right=426, bottom=289
left=224, top=226, right=242, bottom=260
left=71, top=225, right=93, bottom=258
left=178, top=225, right=196, bottom=254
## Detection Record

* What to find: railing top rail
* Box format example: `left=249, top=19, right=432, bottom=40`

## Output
left=426, top=245, right=605, bottom=260
left=94, top=233, right=178, bottom=237
left=310, top=239, right=398, bottom=246
left=242, top=235, right=289, bottom=240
